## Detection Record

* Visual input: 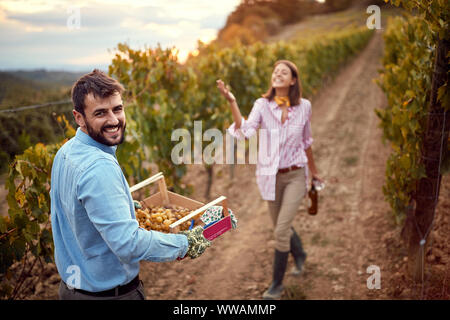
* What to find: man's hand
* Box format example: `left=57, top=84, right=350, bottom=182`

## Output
left=133, top=200, right=142, bottom=209
left=179, top=226, right=211, bottom=259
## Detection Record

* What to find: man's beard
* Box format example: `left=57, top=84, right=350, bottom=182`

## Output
left=84, top=118, right=126, bottom=146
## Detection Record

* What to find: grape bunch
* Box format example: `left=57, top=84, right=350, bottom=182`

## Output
left=135, top=204, right=194, bottom=233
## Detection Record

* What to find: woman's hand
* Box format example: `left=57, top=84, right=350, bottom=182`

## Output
left=216, top=79, right=236, bottom=103
left=311, top=173, right=324, bottom=184
left=311, top=173, right=325, bottom=190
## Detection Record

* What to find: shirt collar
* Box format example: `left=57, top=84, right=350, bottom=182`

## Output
left=75, top=127, right=117, bottom=156
left=269, top=99, right=299, bottom=110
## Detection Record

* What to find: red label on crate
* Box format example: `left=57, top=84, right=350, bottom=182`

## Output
left=203, top=215, right=232, bottom=241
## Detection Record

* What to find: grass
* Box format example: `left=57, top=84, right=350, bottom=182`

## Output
left=343, top=155, right=359, bottom=166
left=310, top=232, right=321, bottom=246
left=310, top=232, right=330, bottom=247
left=326, top=272, right=340, bottom=282
left=288, top=6, right=404, bottom=43
left=283, top=284, right=308, bottom=300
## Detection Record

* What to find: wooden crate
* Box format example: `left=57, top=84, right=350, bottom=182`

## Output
left=130, top=172, right=231, bottom=238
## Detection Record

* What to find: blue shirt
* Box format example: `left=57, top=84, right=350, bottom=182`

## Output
left=50, top=128, right=188, bottom=292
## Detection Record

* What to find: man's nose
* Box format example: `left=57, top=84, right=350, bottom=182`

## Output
left=105, top=110, right=120, bottom=125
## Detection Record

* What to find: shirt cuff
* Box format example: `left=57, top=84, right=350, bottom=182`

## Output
left=179, top=234, right=189, bottom=258
left=228, top=117, right=256, bottom=140
left=142, top=232, right=189, bottom=262
left=303, top=137, right=313, bottom=150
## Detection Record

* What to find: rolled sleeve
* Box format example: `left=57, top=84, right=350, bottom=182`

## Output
left=228, top=117, right=253, bottom=140
left=227, top=98, right=264, bottom=139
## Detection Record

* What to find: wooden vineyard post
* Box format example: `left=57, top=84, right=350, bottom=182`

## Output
left=405, top=36, right=450, bottom=281
left=157, top=176, right=170, bottom=206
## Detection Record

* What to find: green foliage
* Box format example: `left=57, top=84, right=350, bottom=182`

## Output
left=109, top=44, right=198, bottom=193
left=387, top=0, right=450, bottom=42
left=375, top=15, right=433, bottom=222
left=193, top=26, right=374, bottom=116
left=376, top=0, right=449, bottom=222
left=108, top=26, right=373, bottom=193
left=0, top=115, right=74, bottom=299
left=0, top=104, right=74, bottom=174
left=108, top=26, right=373, bottom=190
left=0, top=71, right=75, bottom=174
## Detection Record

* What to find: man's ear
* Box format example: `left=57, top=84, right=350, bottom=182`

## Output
left=73, top=109, right=85, bottom=128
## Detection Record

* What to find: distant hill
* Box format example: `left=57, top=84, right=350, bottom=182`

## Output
left=215, top=0, right=387, bottom=46
left=0, top=70, right=84, bottom=108
left=0, top=70, right=78, bottom=173
left=216, top=0, right=329, bottom=46
left=6, top=69, right=86, bottom=87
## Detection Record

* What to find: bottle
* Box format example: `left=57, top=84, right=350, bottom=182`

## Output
left=308, top=181, right=318, bottom=215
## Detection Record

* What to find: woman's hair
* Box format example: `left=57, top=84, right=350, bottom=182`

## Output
left=71, top=69, right=125, bottom=116
left=262, top=60, right=302, bottom=106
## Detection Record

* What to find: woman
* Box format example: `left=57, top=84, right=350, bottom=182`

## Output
left=217, top=60, right=323, bottom=299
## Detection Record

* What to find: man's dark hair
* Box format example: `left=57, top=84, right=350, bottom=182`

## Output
left=71, top=69, right=125, bottom=115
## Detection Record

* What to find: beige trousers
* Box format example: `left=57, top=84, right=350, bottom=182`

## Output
left=267, top=167, right=307, bottom=252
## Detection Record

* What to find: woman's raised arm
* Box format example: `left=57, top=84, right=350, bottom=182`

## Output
left=216, top=79, right=242, bottom=129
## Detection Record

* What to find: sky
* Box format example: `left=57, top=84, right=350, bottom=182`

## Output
left=0, top=0, right=241, bottom=72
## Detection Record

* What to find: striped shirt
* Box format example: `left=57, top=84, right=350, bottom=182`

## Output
left=228, top=97, right=313, bottom=201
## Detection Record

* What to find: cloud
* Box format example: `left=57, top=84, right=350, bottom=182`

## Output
left=6, top=10, right=66, bottom=27
left=65, top=51, right=116, bottom=66
left=2, top=3, right=226, bottom=29
left=3, top=5, right=128, bottom=29
left=0, top=0, right=240, bottom=70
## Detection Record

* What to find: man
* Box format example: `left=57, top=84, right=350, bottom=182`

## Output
left=50, top=69, right=209, bottom=300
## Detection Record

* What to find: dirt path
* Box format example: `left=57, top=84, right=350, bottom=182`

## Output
left=139, top=30, right=396, bottom=300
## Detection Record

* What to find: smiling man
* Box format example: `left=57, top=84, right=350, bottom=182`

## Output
left=50, top=69, right=211, bottom=300
left=72, top=77, right=126, bottom=147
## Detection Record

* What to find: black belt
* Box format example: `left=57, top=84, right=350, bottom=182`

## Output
left=66, top=275, right=140, bottom=297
